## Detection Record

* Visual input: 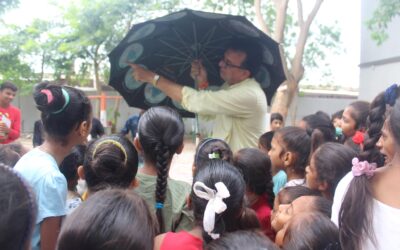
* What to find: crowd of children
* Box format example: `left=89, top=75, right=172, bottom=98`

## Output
left=0, top=82, right=399, bottom=250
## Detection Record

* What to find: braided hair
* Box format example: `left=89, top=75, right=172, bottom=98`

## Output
left=138, top=106, right=184, bottom=233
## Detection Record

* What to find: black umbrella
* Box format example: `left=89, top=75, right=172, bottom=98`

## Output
left=108, top=8, right=285, bottom=117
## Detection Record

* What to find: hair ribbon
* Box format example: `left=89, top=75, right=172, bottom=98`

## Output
left=208, top=152, right=220, bottom=159
left=351, top=157, right=377, bottom=179
left=384, top=84, right=398, bottom=106
left=193, top=181, right=230, bottom=239
left=52, top=88, right=71, bottom=114
left=40, top=89, right=54, bottom=104
left=92, top=139, right=128, bottom=165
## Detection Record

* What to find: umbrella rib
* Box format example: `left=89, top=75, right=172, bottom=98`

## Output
left=154, top=53, right=188, bottom=61
left=159, top=39, right=192, bottom=59
left=192, top=22, right=198, bottom=59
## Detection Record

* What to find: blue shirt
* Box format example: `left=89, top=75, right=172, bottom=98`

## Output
left=273, top=170, right=287, bottom=195
left=121, top=114, right=141, bottom=137
left=14, top=148, right=67, bottom=250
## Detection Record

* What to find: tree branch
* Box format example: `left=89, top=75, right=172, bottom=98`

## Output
left=297, top=0, right=304, bottom=27
left=254, top=0, right=270, bottom=35
left=273, top=0, right=289, bottom=43
left=292, top=0, right=323, bottom=81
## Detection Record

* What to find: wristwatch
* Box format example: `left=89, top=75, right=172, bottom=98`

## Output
left=152, top=74, right=160, bottom=86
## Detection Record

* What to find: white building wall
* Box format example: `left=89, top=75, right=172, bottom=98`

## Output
left=359, top=0, right=400, bottom=100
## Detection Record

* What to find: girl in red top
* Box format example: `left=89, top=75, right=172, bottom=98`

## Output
left=154, top=160, right=260, bottom=250
left=233, top=148, right=275, bottom=240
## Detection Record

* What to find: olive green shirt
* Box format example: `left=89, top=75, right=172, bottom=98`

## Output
left=181, top=78, right=267, bottom=152
left=134, top=172, right=194, bottom=232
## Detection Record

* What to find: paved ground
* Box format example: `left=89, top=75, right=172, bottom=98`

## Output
left=18, top=134, right=195, bottom=184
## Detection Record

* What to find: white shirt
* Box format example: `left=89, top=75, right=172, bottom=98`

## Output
left=332, top=172, right=400, bottom=250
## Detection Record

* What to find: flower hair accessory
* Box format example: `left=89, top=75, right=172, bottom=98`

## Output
left=193, top=181, right=230, bottom=239
left=384, top=83, right=398, bottom=106
left=352, top=131, right=364, bottom=145
left=352, top=157, right=377, bottom=178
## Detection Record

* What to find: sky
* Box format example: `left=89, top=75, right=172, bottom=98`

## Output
left=3, top=0, right=361, bottom=89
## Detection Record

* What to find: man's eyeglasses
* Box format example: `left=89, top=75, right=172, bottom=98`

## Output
left=220, top=58, right=247, bottom=70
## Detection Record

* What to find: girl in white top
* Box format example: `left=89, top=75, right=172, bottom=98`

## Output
left=331, top=84, right=400, bottom=250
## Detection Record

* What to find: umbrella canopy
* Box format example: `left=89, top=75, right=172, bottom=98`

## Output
left=108, top=9, right=285, bottom=117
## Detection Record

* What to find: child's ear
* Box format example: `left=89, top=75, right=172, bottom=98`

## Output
left=133, top=137, right=143, bottom=153
left=79, top=120, right=90, bottom=138
left=130, top=178, right=139, bottom=188
left=283, top=151, right=293, bottom=167
left=77, top=165, right=85, bottom=180
left=176, top=143, right=184, bottom=154
left=318, top=180, right=329, bottom=192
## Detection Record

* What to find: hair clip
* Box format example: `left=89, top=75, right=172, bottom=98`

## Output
left=40, top=89, right=54, bottom=104
left=208, top=152, right=220, bottom=159
left=352, top=157, right=377, bottom=179
left=384, top=83, right=398, bottom=106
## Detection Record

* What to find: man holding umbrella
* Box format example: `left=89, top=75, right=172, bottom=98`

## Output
left=130, top=39, right=267, bottom=152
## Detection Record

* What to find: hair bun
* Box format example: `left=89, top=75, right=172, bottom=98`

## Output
left=33, top=83, right=66, bottom=113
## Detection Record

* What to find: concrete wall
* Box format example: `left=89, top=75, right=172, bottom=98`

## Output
left=359, top=0, right=400, bottom=100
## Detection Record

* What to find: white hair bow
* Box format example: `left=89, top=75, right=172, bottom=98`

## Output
left=193, top=181, right=230, bottom=239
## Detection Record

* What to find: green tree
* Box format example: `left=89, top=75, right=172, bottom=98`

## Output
left=0, top=0, right=19, bottom=15
left=367, top=0, right=400, bottom=45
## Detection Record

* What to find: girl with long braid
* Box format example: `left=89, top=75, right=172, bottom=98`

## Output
left=332, top=84, right=400, bottom=250
left=133, top=106, right=194, bottom=233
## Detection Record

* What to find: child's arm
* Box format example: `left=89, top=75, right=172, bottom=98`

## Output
left=40, top=216, right=62, bottom=250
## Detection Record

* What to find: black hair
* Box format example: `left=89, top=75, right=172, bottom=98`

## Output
left=0, top=145, right=21, bottom=167
left=275, top=126, right=311, bottom=177
left=206, top=230, right=279, bottom=250
left=192, top=160, right=260, bottom=243
left=270, top=112, right=284, bottom=123
left=0, top=164, right=36, bottom=250
left=259, top=131, right=274, bottom=151
left=227, top=38, right=262, bottom=77
left=283, top=212, right=340, bottom=250
left=83, top=135, right=138, bottom=193
left=138, top=106, right=184, bottom=233
left=0, top=81, right=18, bottom=92
left=194, top=138, right=233, bottom=169
left=33, top=82, right=92, bottom=144
left=347, top=101, right=370, bottom=131
left=331, top=109, right=344, bottom=122
left=60, top=145, right=86, bottom=183
left=339, top=97, right=400, bottom=250
left=233, top=148, right=275, bottom=207
left=312, top=143, right=356, bottom=198
left=302, top=111, right=336, bottom=154
left=277, top=186, right=321, bottom=205
left=311, top=196, right=333, bottom=218
left=57, top=189, right=157, bottom=250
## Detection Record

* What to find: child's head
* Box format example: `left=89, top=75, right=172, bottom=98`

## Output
left=306, top=142, right=356, bottom=199
left=270, top=112, right=284, bottom=131
left=272, top=195, right=332, bottom=233
left=233, top=148, right=274, bottom=208
left=300, top=111, right=336, bottom=154
left=191, top=159, right=259, bottom=243
left=206, top=230, right=279, bottom=250
left=268, top=127, right=310, bottom=177
left=57, top=189, right=157, bottom=250
left=82, top=135, right=138, bottom=193
left=331, top=109, right=344, bottom=128
left=341, top=100, right=370, bottom=138
left=0, top=164, right=37, bottom=250
left=134, top=106, right=184, bottom=232
left=282, top=212, right=339, bottom=250
left=194, top=138, right=233, bottom=170
left=60, top=145, right=86, bottom=192
left=33, top=82, right=92, bottom=145
left=258, top=131, right=274, bottom=154
left=379, top=100, right=400, bottom=160
left=0, top=142, right=29, bottom=167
